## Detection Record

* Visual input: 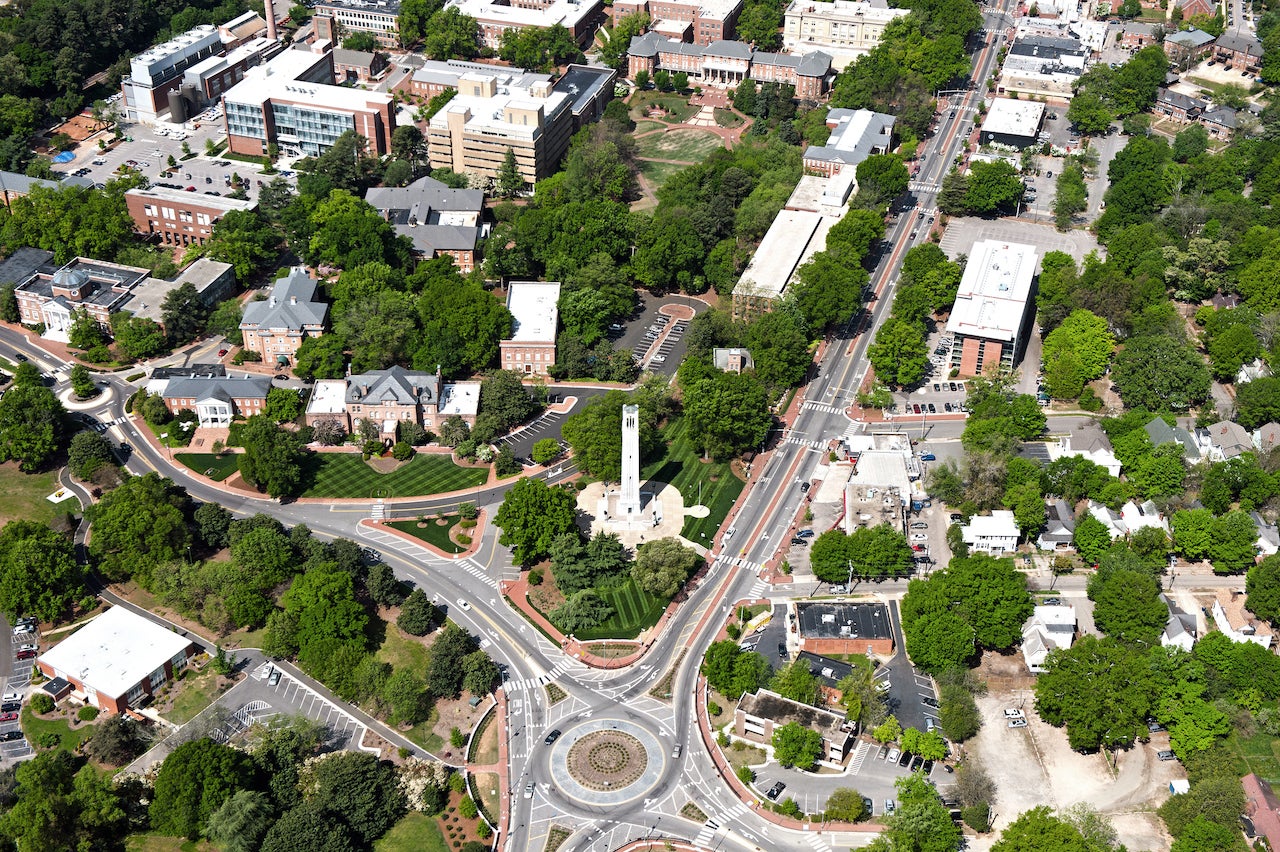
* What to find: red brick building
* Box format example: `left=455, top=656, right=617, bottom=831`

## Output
left=613, top=0, right=743, bottom=45
left=502, top=282, right=561, bottom=376
left=795, top=602, right=895, bottom=657
left=627, top=32, right=832, bottom=100
left=125, top=187, right=258, bottom=248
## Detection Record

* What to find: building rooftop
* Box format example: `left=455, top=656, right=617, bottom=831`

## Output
left=1167, top=27, right=1215, bottom=47
left=331, top=48, right=378, bottom=68
left=552, top=65, right=618, bottom=116
left=0, top=248, right=54, bottom=286
left=126, top=186, right=258, bottom=213
left=123, top=259, right=234, bottom=325
left=506, top=281, right=561, bottom=343
left=241, top=267, right=328, bottom=333
left=981, top=98, right=1045, bottom=139
left=150, top=364, right=226, bottom=382
left=347, top=365, right=440, bottom=405
left=16, top=258, right=150, bottom=311
left=306, top=379, right=348, bottom=416
left=164, top=374, right=272, bottom=402
left=37, top=607, right=192, bottom=700
left=796, top=602, right=893, bottom=640
left=737, top=688, right=848, bottom=738
left=366, top=176, right=483, bottom=256
left=1216, top=31, right=1263, bottom=54
left=732, top=210, right=823, bottom=301
left=439, top=381, right=481, bottom=416
left=315, top=0, right=403, bottom=13
left=963, top=510, right=1021, bottom=538
left=130, top=25, right=223, bottom=84
left=803, top=108, right=896, bottom=165
left=0, top=171, right=93, bottom=197
left=446, top=0, right=598, bottom=30
left=225, top=50, right=391, bottom=111
left=944, top=240, right=1037, bottom=343
left=795, top=651, right=854, bottom=688
left=428, top=79, right=570, bottom=143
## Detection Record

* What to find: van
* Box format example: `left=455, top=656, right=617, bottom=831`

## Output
left=671, top=744, right=682, bottom=758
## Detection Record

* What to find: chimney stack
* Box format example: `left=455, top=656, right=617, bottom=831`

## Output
left=265, top=0, right=278, bottom=42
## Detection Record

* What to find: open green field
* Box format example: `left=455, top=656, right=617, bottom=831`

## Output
left=635, top=128, right=723, bottom=162
left=633, top=119, right=666, bottom=134
left=638, top=159, right=688, bottom=191
left=1228, top=729, right=1280, bottom=783
left=571, top=578, right=667, bottom=640
left=175, top=452, right=239, bottom=482
left=300, top=454, right=487, bottom=498
left=714, top=108, right=744, bottom=128
left=20, top=705, right=93, bottom=752
left=388, top=515, right=465, bottom=554
left=375, top=626, right=431, bottom=672
left=0, top=462, right=67, bottom=527
left=642, top=417, right=745, bottom=544
left=126, top=835, right=218, bottom=852
left=375, top=813, right=449, bottom=852
left=630, top=91, right=697, bottom=123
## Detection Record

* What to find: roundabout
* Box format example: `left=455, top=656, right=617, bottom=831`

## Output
left=548, top=718, right=666, bottom=806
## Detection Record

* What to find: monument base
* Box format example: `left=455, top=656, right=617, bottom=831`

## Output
left=578, top=481, right=691, bottom=550
left=596, top=488, right=662, bottom=530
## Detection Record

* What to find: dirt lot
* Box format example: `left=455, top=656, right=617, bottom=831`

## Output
left=967, top=692, right=1179, bottom=851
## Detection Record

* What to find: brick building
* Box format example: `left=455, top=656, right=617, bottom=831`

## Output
left=1119, top=21, right=1158, bottom=49
left=782, top=0, right=907, bottom=69
left=801, top=107, right=895, bottom=176
left=502, top=282, right=561, bottom=376
left=239, top=267, right=328, bottom=366
left=162, top=374, right=272, bottom=425
left=36, top=607, right=197, bottom=715
left=327, top=366, right=481, bottom=438
left=627, top=33, right=833, bottom=99
left=125, top=187, right=258, bottom=248
left=1214, top=31, right=1264, bottom=73
left=365, top=176, right=485, bottom=272
left=450, top=0, right=603, bottom=48
left=14, top=259, right=150, bottom=338
left=795, top=602, right=895, bottom=657
left=612, top=0, right=743, bottom=44
left=734, top=689, right=856, bottom=763
left=312, top=0, right=402, bottom=48
left=332, top=48, right=389, bottom=84
left=0, top=171, right=93, bottom=210
left=945, top=239, right=1038, bottom=377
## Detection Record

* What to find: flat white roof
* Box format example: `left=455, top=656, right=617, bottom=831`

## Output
left=506, top=281, right=561, bottom=342
left=439, top=381, right=481, bottom=416
left=945, top=240, right=1037, bottom=343
left=786, top=0, right=904, bottom=23
left=306, top=379, right=348, bottom=415
left=981, top=98, right=1046, bottom=139
left=1033, top=604, right=1077, bottom=627
left=732, top=210, right=823, bottom=300
left=127, top=187, right=258, bottom=212
left=448, top=0, right=599, bottom=28
left=38, top=607, right=190, bottom=700
left=224, top=50, right=390, bottom=110
left=963, top=510, right=1021, bottom=536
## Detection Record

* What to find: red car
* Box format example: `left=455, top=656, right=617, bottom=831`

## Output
left=0, top=712, right=16, bottom=722
left=15, top=650, right=34, bottom=660
left=185, top=186, right=196, bottom=192
left=218, top=348, right=229, bottom=357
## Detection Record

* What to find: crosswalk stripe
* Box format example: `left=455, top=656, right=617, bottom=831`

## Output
left=459, top=558, right=497, bottom=589
left=801, top=402, right=843, bottom=413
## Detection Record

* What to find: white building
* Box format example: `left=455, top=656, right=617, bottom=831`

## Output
left=782, top=0, right=907, bottom=69
left=801, top=108, right=896, bottom=177
left=1088, top=499, right=1170, bottom=539
left=121, top=25, right=226, bottom=121
left=945, top=240, right=1037, bottom=378
left=1045, top=425, right=1122, bottom=477
left=1022, top=604, right=1076, bottom=673
left=979, top=99, right=1046, bottom=149
left=501, top=282, right=561, bottom=377
left=1161, top=595, right=1198, bottom=652
left=961, top=510, right=1021, bottom=555
left=1212, top=598, right=1272, bottom=649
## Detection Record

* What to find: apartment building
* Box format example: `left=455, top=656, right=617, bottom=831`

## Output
left=125, top=187, right=258, bottom=247
left=782, top=0, right=907, bottom=69
left=365, top=176, right=485, bottom=271
left=222, top=46, right=395, bottom=157
left=945, top=239, right=1038, bottom=377
left=612, top=0, right=743, bottom=45
left=451, top=0, right=604, bottom=48
left=627, top=33, right=833, bottom=99
left=502, top=281, right=560, bottom=376
left=239, top=267, right=329, bottom=366
left=313, top=0, right=402, bottom=48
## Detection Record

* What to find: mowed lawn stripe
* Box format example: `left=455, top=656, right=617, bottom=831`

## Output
left=641, top=418, right=745, bottom=544
left=300, top=454, right=488, bottom=498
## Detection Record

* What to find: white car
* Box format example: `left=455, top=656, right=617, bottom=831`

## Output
left=1009, top=718, right=1028, bottom=729
left=1, top=692, right=20, bottom=704
left=651, top=355, right=667, bottom=363
left=16, top=644, right=36, bottom=653
left=456, top=599, right=471, bottom=611
left=909, top=533, right=928, bottom=543
left=1003, top=708, right=1025, bottom=719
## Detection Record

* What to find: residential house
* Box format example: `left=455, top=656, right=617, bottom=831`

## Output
left=1119, top=21, right=1158, bottom=49
left=1089, top=499, right=1170, bottom=539
left=1243, top=774, right=1280, bottom=852
left=1201, top=105, right=1239, bottom=139
left=1237, top=358, right=1268, bottom=384
left=1144, top=416, right=1201, bottom=460
left=1211, top=592, right=1272, bottom=648
left=1199, top=420, right=1254, bottom=461
left=239, top=268, right=328, bottom=367
left=36, top=606, right=197, bottom=715
left=1036, top=499, right=1076, bottom=551
left=712, top=348, right=755, bottom=373
left=1257, top=423, right=1280, bottom=455
left=1160, top=594, right=1198, bottom=651
left=1045, top=423, right=1122, bottom=476
left=1214, top=32, right=1263, bottom=73
left=365, top=176, right=485, bottom=273
left=734, top=689, right=856, bottom=763
left=961, top=510, right=1021, bottom=555
left=339, top=366, right=481, bottom=439
left=1254, top=512, right=1279, bottom=557
left=1164, top=28, right=1215, bottom=63
left=501, top=282, right=560, bottom=377
left=1153, top=87, right=1206, bottom=123
left=145, top=364, right=225, bottom=398
left=162, top=374, right=271, bottom=426
left=1021, top=604, right=1076, bottom=673
left=795, top=602, right=894, bottom=656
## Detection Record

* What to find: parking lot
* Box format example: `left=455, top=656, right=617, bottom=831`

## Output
left=608, top=293, right=704, bottom=376
left=1, top=619, right=37, bottom=765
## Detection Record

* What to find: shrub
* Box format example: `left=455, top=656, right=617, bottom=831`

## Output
left=476, top=820, right=492, bottom=839
left=735, top=765, right=754, bottom=783
left=30, top=693, right=54, bottom=714
left=527, top=568, right=543, bottom=586
left=36, top=732, right=60, bottom=748
left=450, top=727, right=465, bottom=748
left=726, top=623, right=741, bottom=640
left=458, top=502, right=478, bottom=520
left=717, top=731, right=730, bottom=747
left=363, top=439, right=384, bottom=458
left=1079, top=386, right=1103, bottom=411
left=708, top=701, right=722, bottom=716
left=459, top=797, right=479, bottom=819
left=962, top=803, right=992, bottom=832
left=459, top=518, right=476, bottom=528
left=392, top=441, right=413, bottom=461
left=448, top=772, right=466, bottom=793
left=456, top=534, right=471, bottom=545
left=77, top=706, right=99, bottom=722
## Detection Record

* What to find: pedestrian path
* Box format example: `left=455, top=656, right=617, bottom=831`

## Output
left=370, top=501, right=384, bottom=521
left=801, top=401, right=845, bottom=414
left=458, top=558, right=498, bottom=589
left=693, top=819, right=721, bottom=848
left=807, top=832, right=834, bottom=852
left=784, top=436, right=827, bottom=449
left=503, top=659, right=576, bottom=693
left=746, top=579, right=768, bottom=598
left=847, top=738, right=871, bottom=776
left=88, top=415, right=130, bottom=433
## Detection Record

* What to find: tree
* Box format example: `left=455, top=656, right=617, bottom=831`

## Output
left=684, top=371, right=772, bottom=460
left=149, top=738, right=256, bottom=839
left=1110, top=335, right=1211, bottom=411
left=497, top=147, right=523, bottom=197
left=1209, top=510, right=1258, bottom=574
left=1088, top=567, right=1167, bottom=645
left=561, top=390, right=660, bottom=481
left=366, top=562, right=406, bottom=607
left=462, top=650, right=499, bottom=695
left=901, top=727, right=948, bottom=759
left=1053, top=164, right=1088, bottom=231
left=824, top=787, right=869, bottom=822
left=67, top=429, right=114, bottom=480
left=424, top=623, right=476, bottom=699
left=0, top=750, right=128, bottom=852
left=771, top=659, right=818, bottom=705
left=702, top=641, right=771, bottom=698
left=855, top=154, right=910, bottom=206
left=964, top=159, right=1025, bottom=214
left=259, top=804, right=358, bottom=852
left=0, top=520, right=84, bottom=623
left=238, top=416, right=306, bottom=499
left=0, top=382, right=64, bottom=471
left=193, top=503, right=232, bottom=550
left=422, top=7, right=480, bottom=59
left=878, top=773, right=963, bottom=852
left=632, top=537, right=699, bottom=599
left=413, top=266, right=511, bottom=379
left=206, top=790, right=275, bottom=852
left=88, top=714, right=149, bottom=766
left=397, top=0, right=441, bottom=45
left=302, top=751, right=406, bottom=844
left=88, top=473, right=191, bottom=585
left=868, top=317, right=928, bottom=388
left=1237, top=377, right=1280, bottom=429
left=742, top=309, right=811, bottom=390
left=938, top=685, right=981, bottom=742
left=1034, top=635, right=1154, bottom=751
left=494, top=478, right=579, bottom=564
left=991, top=806, right=1092, bottom=852
left=531, top=437, right=560, bottom=466
left=1072, top=512, right=1112, bottom=565
left=1067, top=91, right=1114, bottom=134
left=161, top=281, right=211, bottom=346
left=397, top=588, right=436, bottom=635
left=294, top=335, right=346, bottom=380
left=772, top=721, right=823, bottom=768
left=111, top=313, right=166, bottom=361
left=68, top=307, right=106, bottom=351
left=478, top=370, right=538, bottom=437
left=1042, top=310, right=1114, bottom=381
left=1158, top=776, right=1246, bottom=837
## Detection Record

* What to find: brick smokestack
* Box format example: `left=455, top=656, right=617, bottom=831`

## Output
left=265, top=0, right=278, bottom=42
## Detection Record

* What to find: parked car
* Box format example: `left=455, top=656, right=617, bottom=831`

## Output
left=16, top=644, right=36, bottom=653
left=218, top=349, right=229, bottom=356
left=886, top=747, right=901, bottom=763
left=790, top=537, right=808, bottom=546
left=1157, top=750, right=1176, bottom=761
left=797, top=529, right=815, bottom=538
left=778, top=643, right=787, bottom=658
left=15, top=651, right=34, bottom=660
left=0, top=712, right=16, bottom=722
left=800, top=482, right=811, bottom=493
left=922, top=759, right=935, bottom=775
left=885, top=799, right=897, bottom=815
left=910, top=534, right=928, bottom=543
left=898, top=750, right=913, bottom=767
left=863, top=796, right=875, bottom=815
left=0, top=703, right=18, bottom=713
left=910, top=522, right=928, bottom=529
left=920, top=452, right=936, bottom=461
left=1008, top=718, right=1028, bottom=728
left=1004, top=708, right=1025, bottom=719
left=268, top=668, right=282, bottom=686
left=0, top=730, right=21, bottom=741
left=921, top=696, right=940, bottom=708
left=765, top=781, right=786, bottom=800
left=544, top=729, right=562, bottom=745
left=1, top=692, right=20, bottom=704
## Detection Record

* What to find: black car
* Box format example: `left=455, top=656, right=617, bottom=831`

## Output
left=909, top=755, right=923, bottom=772
left=0, top=703, right=19, bottom=713
left=0, top=731, right=21, bottom=742
left=790, top=537, right=808, bottom=546
left=800, top=482, right=811, bottom=493
left=778, top=643, right=787, bottom=658
left=765, top=781, right=786, bottom=801
left=898, top=750, right=912, bottom=767
left=922, top=759, right=935, bottom=775
left=544, top=729, right=562, bottom=745
left=863, top=796, right=875, bottom=815
left=921, top=696, right=940, bottom=709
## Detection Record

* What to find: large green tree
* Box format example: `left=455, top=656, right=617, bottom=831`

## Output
left=560, top=390, right=661, bottom=482
left=149, top=738, right=256, bottom=839
left=632, top=537, right=699, bottom=599
left=1087, top=567, right=1168, bottom=645
left=1034, top=635, right=1154, bottom=750
left=868, top=317, right=928, bottom=388
left=1247, top=554, right=1280, bottom=624
left=1110, top=335, right=1211, bottom=411
left=0, top=520, right=84, bottom=622
left=991, top=806, right=1093, bottom=852
left=494, top=478, right=579, bottom=564
left=0, top=381, right=65, bottom=471
left=684, top=370, right=772, bottom=460
left=88, top=473, right=191, bottom=585
left=772, top=721, right=823, bottom=768
left=238, top=416, right=306, bottom=499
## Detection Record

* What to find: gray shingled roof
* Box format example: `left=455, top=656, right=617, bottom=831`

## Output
left=241, top=268, right=328, bottom=332
left=1216, top=32, right=1262, bottom=54
left=365, top=175, right=483, bottom=216
left=346, top=365, right=439, bottom=405
left=704, top=39, right=752, bottom=59
left=164, top=375, right=271, bottom=402
left=1167, top=28, right=1215, bottom=48
left=796, top=50, right=833, bottom=77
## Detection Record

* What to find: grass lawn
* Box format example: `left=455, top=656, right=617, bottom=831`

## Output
left=635, top=128, right=723, bottom=162
left=375, top=627, right=431, bottom=672
left=300, top=453, right=487, bottom=498
left=633, top=119, right=666, bottom=134
left=1228, top=729, right=1280, bottom=783
left=375, top=813, right=449, bottom=852
left=20, top=706, right=93, bottom=752
left=175, top=452, right=239, bottom=482
left=166, top=666, right=223, bottom=725
left=405, top=704, right=444, bottom=752
left=469, top=707, right=500, bottom=765
left=572, top=578, right=667, bottom=640
left=0, top=462, right=67, bottom=527
left=473, top=770, right=501, bottom=823
left=630, top=91, right=697, bottom=122
left=126, top=835, right=218, bottom=852
left=638, top=158, right=688, bottom=190
left=642, top=416, right=745, bottom=543
left=387, top=515, right=464, bottom=554
left=714, top=107, right=744, bottom=128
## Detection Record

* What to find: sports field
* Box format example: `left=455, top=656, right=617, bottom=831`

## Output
left=569, top=578, right=667, bottom=640
left=642, top=417, right=745, bottom=544
left=300, top=454, right=488, bottom=498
